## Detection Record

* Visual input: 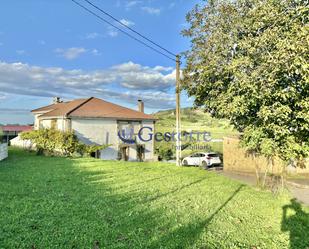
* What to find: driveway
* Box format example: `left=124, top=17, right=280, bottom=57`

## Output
left=216, top=170, right=309, bottom=206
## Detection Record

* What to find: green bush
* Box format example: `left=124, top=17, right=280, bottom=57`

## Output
left=0, top=128, right=3, bottom=144
left=20, top=129, right=108, bottom=157
left=155, top=142, right=174, bottom=161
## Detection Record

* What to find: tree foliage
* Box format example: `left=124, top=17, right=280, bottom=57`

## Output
left=20, top=129, right=108, bottom=157
left=182, top=0, right=309, bottom=163
left=0, top=128, right=3, bottom=144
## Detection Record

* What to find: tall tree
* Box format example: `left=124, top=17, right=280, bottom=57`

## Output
left=182, top=0, right=309, bottom=167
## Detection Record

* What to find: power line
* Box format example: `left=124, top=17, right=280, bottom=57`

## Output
left=71, top=0, right=176, bottom=62
left=82, top=0, right=177, bottom=58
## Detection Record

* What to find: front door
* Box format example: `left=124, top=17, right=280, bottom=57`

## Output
left=137, top=145, right=145, bottom=162
left=121, top=146, right=129, bottom=161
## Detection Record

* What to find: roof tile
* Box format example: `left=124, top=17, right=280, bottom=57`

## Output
left=32, top=97, right=156, bottom=120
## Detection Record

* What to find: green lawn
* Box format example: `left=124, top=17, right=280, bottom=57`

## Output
left=0, top=148, right=308, bottom=249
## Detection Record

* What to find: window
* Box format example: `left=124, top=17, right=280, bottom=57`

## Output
left=51, top=119, right=57, bottom=129
left=208, top=153, right=219, bottom=158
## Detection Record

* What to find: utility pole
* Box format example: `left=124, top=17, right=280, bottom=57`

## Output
left=176, top=55, right=181, bottom=166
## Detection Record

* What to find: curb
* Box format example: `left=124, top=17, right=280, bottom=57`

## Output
left=286, top=181, right=309, bottom=189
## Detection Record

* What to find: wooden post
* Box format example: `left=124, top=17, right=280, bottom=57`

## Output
left=176, top=55, right=181, bottom=166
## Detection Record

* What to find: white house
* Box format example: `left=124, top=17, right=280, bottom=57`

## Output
left=31, top=97, right=157, bottom=161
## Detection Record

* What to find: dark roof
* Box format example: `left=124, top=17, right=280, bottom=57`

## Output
left=31, top=97, right=156, bottom=120
left=31, top=99, right=88, bottom=113
left=1, top=125, right=33, bottom=132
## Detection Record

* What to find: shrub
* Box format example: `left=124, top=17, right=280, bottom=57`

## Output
left=0, top=128, right=3, bottom=144
left=155, top=143, right=174, bottom=161
left=21, top=129, right=108, bottom=157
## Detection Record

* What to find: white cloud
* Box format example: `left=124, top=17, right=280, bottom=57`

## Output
left=125, top=1, right=141, bottom=8
left=91, top=89, right=175, bottom=109
left=16, top=50, right=26, bottom=55
left=141, top=6, right=161, bottom=15
left=91, top=49, right=101, bottom=56
left=0, top=61, right=176, bottom=108
left=85, top=32, right=101, bottom=39
left=111, top=61, right=176, bottom=90
left=54, top=47, right=87, bottom=60
left=120, top=19, right=135, bottom=27
left=107, top=27, right=119, bottom=37
left=0, top=108, right=30, bottom=114
left=105, top=19, right=134, bottom=37
left=153, top=66, right=173, bottom=72
left=0, top=93, right=7, bottom=100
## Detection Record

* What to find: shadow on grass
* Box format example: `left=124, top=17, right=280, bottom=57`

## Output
left=0, top=149, right=245, bottom=248
left=145, top=176, right=209, bottom=203
left=149, top=184, right=244, bottom=248
left=281, top=198, right=309, bottom=249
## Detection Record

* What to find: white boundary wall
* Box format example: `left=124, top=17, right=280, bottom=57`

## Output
left=0, top=144, right=8, bottom=161
left=10, top=136, right=34, bottom=149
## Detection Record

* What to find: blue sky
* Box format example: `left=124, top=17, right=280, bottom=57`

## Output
left=0, top=0, right=198, bottom=124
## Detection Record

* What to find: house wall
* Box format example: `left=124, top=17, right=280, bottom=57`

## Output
left=117, top=120, right=155, bottom=161
left=71, top=118, right=155, bottom=161
left=40, top=119, right=52, bottom=129
left=34, top=114, right=40, bottom=130
left=138, top=121, right=155, bottom=161
left=223, top=137, right=309, bottom=175
left=34, top=113, right=51, bottom=130
left=56, top=118, right=69, bottom=131
left=36, top=117, right=69, bottom=131
left=33, top=115, right=155, bottom=161
left=71, top=118, right=119, bottom=160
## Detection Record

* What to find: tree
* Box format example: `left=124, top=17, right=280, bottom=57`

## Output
left=182, top=0, right=309, bottom=184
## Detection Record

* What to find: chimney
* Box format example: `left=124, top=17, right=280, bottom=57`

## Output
left=138, top=99, right=144, bottom=113
left=53, top=97, right=61, bottom=104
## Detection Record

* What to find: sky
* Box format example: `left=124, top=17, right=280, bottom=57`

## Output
left=0, top=0, right=198, bottom=124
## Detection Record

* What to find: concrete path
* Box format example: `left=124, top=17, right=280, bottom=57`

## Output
left=215, top=170, right=309, bottom=206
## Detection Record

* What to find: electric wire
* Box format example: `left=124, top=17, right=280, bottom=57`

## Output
left=71, top=0, right=177, bottom=62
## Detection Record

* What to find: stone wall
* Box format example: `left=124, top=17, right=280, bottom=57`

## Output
left=223, top=137, right=309, bottom=175
left=0, top=143, right=8, bottom=161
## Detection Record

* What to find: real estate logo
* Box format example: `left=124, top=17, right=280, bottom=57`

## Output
left=118, top=127, right=135, bottom=144
left=118, top=126, right=213, bottom=144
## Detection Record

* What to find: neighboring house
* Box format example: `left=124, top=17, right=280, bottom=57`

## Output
left=0, top=125, right=33, bottom=143
left=31, top=97, right=157, bottom=161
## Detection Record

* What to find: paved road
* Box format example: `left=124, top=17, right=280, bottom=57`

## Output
left=215, top=170, right=309, bottom=206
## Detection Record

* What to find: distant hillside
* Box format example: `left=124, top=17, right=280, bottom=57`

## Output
left=154, top=108, right=237, bottom=139
left=153, top=108, right=239, bottom=159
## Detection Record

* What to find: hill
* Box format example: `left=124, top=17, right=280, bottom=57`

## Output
left=154, top=108, right=239, bottom=160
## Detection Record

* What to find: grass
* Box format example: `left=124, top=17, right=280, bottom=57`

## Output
left=0, top=148, right=308, bottom=249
